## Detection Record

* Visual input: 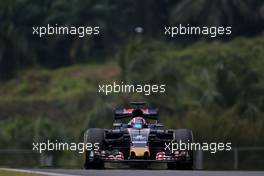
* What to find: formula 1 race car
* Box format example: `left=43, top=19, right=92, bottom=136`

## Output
left=83, top=102, right=193, bottom=169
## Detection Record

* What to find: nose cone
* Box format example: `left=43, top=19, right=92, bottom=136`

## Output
left=130, top=147, right=149, bottom=157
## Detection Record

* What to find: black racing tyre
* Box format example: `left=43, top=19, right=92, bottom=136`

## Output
left=84, top=128, right=105, bottom=169
left=167, top=129, right=193, bottom=170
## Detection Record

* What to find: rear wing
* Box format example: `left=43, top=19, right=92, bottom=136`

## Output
left=114, top=107, right=159, bottom=120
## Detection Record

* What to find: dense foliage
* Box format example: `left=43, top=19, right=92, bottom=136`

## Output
left=1, top=0, right=264, bottom=79
left=1, top=35, right=264, bottom=146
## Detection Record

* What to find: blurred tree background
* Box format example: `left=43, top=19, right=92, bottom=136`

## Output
left=0, top=0, right=264, bottom=169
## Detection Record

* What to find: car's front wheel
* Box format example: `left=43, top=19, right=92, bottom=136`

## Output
left=84, top=128, right=105, bottom=169
left=167, top=129, right=193, bottom=170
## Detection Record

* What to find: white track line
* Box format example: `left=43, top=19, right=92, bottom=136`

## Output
left=0, top=168, right=80, bottom=176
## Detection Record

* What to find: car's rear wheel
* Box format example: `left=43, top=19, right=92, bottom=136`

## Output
left=167, top=129, right=193, bottom=170
left=84, top=128, right=105, bottom=169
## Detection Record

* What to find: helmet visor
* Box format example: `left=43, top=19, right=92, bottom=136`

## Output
left=134, top=123, right=142, bottom=129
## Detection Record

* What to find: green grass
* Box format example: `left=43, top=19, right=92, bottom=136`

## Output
left=0, top=170, right=44, bottom=176
left=0, top=62, right=119, bottom=101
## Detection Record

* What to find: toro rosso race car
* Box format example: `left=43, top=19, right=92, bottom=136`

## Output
left=84, top=102, right=193, bottom=169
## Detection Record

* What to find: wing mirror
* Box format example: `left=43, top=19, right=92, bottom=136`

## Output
left=149, top=123, right=163, bottom=128
left=113, top=123, right=122, bottom=127
left=155, top=123, right=164, bottom=127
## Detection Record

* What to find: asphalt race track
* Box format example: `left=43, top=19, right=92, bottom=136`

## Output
left=2, top=168, right=264, bottom=176
left=37, top=169, right=264, bottom=176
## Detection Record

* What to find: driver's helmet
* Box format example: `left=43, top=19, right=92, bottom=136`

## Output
left=129, top=117, right=146, bottom=129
